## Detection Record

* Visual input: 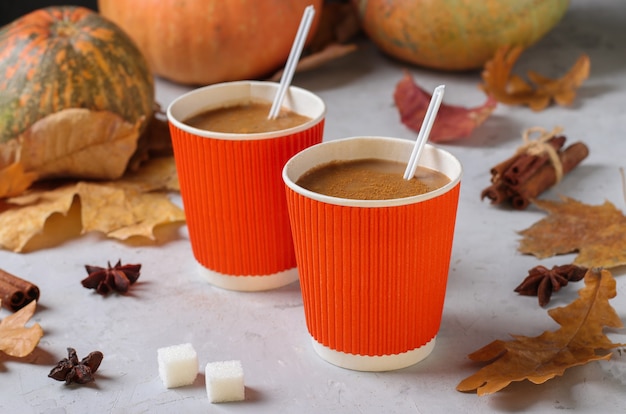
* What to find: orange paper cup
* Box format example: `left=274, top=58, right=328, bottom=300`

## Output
left=283, top=136, right=462, bottom=371
left=167, top=81, right=325, bottom=291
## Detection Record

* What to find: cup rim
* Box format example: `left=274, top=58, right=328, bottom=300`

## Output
left=166, top=80, right=326, bottom=141
left=282, top=136, right=463, bottom=207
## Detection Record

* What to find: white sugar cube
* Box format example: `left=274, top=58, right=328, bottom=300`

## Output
left=205, top=360, right=245, bottom=403
left=157, top=343, right=198, bottom=388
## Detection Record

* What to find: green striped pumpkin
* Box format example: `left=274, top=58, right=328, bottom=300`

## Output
left=0, top=5, right=154, bottom=144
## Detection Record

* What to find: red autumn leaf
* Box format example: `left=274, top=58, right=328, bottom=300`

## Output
left=394, top=71, right=497, bottom=142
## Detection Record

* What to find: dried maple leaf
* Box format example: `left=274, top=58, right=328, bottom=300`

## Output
left=127, top=106, right=175, bottom=172
left=0, top=106, right=172, bottom=198
left=518, top=196, right=626, bottom=268
left=394, top=71, right=497, bottom=142
left=115, top=153, right=180, bottom=192
left=11, top=108, right=142, bottom=181
left=0, top=157, right=185, bottom=252
left=77, top=183, right=185, bottom=241
left=0, top=300, right=44, bottom=358
left=457, top=268, right=625, bottom=395
left=480, top=45, right=590, bottom=111
left=0, top=185, right=76, bottom=251
left=0, top=162, right=38, bottom=198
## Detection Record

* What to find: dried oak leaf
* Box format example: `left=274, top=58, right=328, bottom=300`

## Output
left=518, top=196, right=626, bottom=268
left=0, top=162, right=38, bottom=198
left=480, top=45, right=590, bottom=111
left=457, top=268, right=625, bottom=395
left=394, top=71, right=497, bottom=142
left=0, top=157, right=185, bottom=252
left=0, top=300, right=43, bottom=358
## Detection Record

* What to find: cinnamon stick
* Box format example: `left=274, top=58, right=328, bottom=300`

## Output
left=502, top=136, right=566, bottom=186
left=490, top=155, right=520, bottom=183
left=0, top=268, right=40, bottom=312
left=510, top=142, right=589, bottom=209
left=481, top=182, right=511, bottom=204
left=482, top=134, right=589, bottom=209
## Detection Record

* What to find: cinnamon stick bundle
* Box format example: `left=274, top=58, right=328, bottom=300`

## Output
left=481, top=134, right=589, bottom=209
left=0, top=268, right=40, bottom=312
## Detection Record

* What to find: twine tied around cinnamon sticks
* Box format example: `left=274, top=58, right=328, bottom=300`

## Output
left=481, top=127, right=589, bottom=210
left=0, top=268, right=40, bottom=312
left=517, top=126, right=565, bottom=183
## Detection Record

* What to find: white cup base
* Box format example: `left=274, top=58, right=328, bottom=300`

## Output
left=311, top=336, right=436, bottom=372
left=197, top=263, right=299, bottom=291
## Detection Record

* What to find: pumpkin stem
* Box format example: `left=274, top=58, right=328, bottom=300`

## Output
left=53, top=21, right=78, bottom=38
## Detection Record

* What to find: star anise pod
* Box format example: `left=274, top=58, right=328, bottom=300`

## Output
left=82, top=260, right=141, bottom=295
left=514, top=264, right=587, bottom=307
left=48, top=347, right=104, bottom=385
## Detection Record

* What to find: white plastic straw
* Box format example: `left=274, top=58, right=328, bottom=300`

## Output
left=268, top=5, right=316, bottom=120
left=403, top=85, right=446, bottom=180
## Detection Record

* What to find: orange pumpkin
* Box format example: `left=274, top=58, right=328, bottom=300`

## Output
left=352, top=0, right=570, bottom=71
left=98, top=0, right=324, bottom=85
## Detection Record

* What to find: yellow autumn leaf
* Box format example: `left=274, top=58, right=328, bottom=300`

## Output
left=0, top=157, right=184, bottom=252
left=77, top=182, right=185, bottom=240
left=16, top=108, right=142, bottom=180
left=115, top=155, right=180, bottom=192
left=0, top=300, right=44, bottom=358
left=0, top=162, right=38, bottom=198
left=0, top=185, right=77, bottom=251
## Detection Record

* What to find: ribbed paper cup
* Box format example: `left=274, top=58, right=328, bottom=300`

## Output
left=283, top=137, right=461, bottom=371
left=167, top=81, right=325, bottom=291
